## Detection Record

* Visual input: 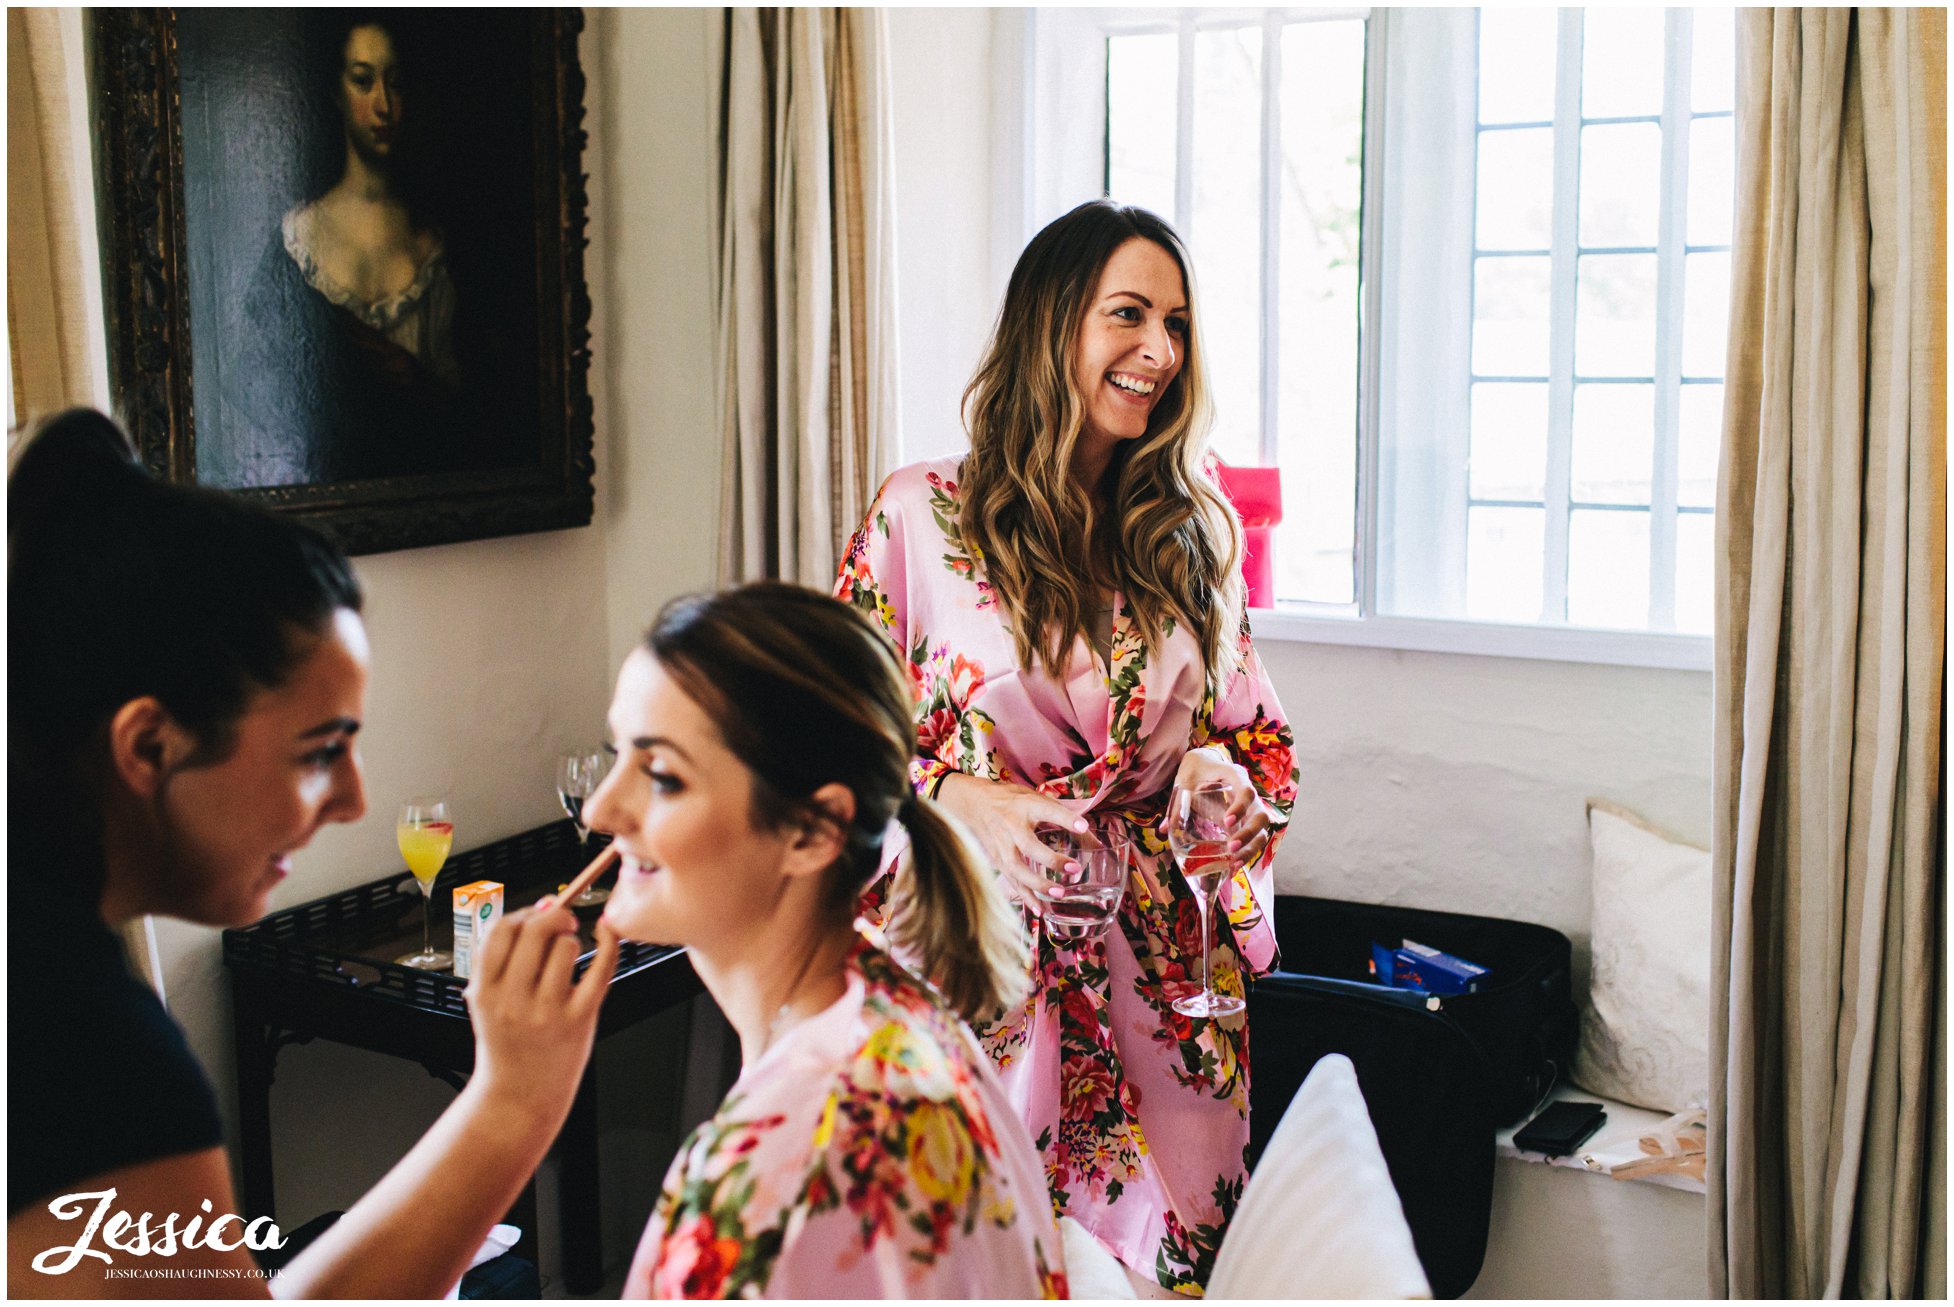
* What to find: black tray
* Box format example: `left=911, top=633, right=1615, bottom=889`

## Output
left=223, top=819, right=672, bottom=1017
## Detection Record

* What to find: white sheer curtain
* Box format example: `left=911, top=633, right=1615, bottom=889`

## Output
left=1710, top=9, right=1945, bottom=1298
left=714, top=7, right=900, bottom=587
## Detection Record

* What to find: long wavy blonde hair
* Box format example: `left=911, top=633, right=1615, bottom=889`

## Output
left=959, top=200, right=1243, bottom=684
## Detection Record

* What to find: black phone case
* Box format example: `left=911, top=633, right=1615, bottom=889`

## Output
left=1512, top=1100, right=1606, bottom=1155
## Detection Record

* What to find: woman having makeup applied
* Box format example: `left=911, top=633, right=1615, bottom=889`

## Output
left=7, top=410, right=618, bottom=1298
left=836, top=199, right=1298, bottom=1296
left=586, top=583, right=1066, bottom=1299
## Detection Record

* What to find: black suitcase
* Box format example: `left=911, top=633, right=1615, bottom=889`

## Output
left=1247, top=895, right=1579, bottom=1299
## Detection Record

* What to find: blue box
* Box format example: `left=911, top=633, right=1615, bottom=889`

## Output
left=1369, top=938, right=1489, bottom=996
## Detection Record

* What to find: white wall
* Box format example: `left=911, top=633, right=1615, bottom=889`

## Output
left=593, top=7, right=724, bottom=660
left=1261, top=640, right=1712, bottom=985
left=887, top=8, right=1003, bottom=462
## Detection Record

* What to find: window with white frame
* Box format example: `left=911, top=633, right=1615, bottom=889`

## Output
left=1024, top=6, right=1735, bottom=662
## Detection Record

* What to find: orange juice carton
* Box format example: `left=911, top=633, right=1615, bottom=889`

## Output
left=452, top=881, right=504, bottom=979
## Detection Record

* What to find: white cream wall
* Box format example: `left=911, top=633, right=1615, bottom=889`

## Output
left=888, top=8, right=1001, bottom=462
left=593, top=7, right=722, bottom=659
left=1261, top=641, right=1712, bottom=981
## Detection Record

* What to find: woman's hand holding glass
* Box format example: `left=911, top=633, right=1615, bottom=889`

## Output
left=462, top=900, right=620, bottom=1129
left=933, top=772, right=1090, bottom=913
left=1157, top=746, right=1276, bottom=863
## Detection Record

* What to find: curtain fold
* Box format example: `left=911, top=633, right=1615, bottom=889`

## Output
left=6, top=7, right=94, bottom=423
left=1711, top=8, right=1945, bottom=1298
left=715, top=7, right=899, bottom=587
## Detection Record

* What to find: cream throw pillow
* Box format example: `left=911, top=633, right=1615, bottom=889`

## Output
left=1572, top=799, right=1711, bottom=1113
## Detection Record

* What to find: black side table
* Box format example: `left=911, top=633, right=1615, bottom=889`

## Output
left=222, top=820, right=699, bottom=1294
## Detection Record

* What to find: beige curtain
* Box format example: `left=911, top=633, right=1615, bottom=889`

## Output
left=715, top=7, right=899, bottom=587
left=6, top=7, right=95, bottom=424
left=1711, top=8, right=1945, bottom=1299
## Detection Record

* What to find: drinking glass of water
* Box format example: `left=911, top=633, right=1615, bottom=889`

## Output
left=1033, top=824, right=1129, bottom=943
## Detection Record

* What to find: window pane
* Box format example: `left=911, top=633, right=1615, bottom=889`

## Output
left=1692, top=9, right=1735, bottom=114
left=1582, top=8, right=1666, bottom=120
left=1470, top=382, right=1548, bottom=502
left=1687, top=116, right=1734, bottom=247
left=1678, top=382, right=1722, bottom=508
left=1478, top=8, right=1558, bottom=126
left=1189, top=25, right=1263, bottom=466
left=1572, top=383, right=1654, bottom=505
left=1579, top=122, right=1663, bottom=248
left=1477, top=127, right=1554, bottom=251
left=1467, top=506, right=1544, bottom=622
left=1107, top=33, right=1179, bottom=220
left=1473, top=256, right=1551, bottom=377
left=1275, top=18, right=1366, bottom=605
left=1681, top=250, right=1731, bottom=377
left=1567, top=509, right=1650, bottom=628
left=1675, top=511, right=1714, bottom=634
left=1575, top=253, right=1658, bottom=377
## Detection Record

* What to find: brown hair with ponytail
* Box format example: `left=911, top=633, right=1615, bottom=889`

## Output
left=645, top=582, right=1028, bottom=1026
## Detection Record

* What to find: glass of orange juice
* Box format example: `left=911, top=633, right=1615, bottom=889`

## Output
left=395, top=797, right=455, bottom=970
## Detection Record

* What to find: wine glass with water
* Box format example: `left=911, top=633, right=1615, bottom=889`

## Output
left=1167, top=782, right=1246, bottom=1018
left=557, top=749, right=609, bottom=906
left=395, top=797, right=454, bottom=970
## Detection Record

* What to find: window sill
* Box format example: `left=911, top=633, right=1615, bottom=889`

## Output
left=1247, top=606, right=1713, bottom=672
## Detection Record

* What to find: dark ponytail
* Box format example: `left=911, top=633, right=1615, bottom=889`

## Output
left=646, top=583, right=1028, bottom=1026
left=9, top=409, right=364, bottom=910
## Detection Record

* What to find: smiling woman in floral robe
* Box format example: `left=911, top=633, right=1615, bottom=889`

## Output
left=837, top=458, right=1298, bottom=1295
left=624, top=934, right=1066, bottom=1299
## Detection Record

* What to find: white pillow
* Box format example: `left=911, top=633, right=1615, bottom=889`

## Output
left=1058, top=1216, right=1137, bottom=1300
left=1571, top=799, right=1711, bottom=1113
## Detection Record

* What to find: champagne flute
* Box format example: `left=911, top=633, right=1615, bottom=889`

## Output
left=1167, top=782, right=1245, bottom=1018
left=395, top=797, right=454, bottom=970
left=557, top=749, right=609, bottom=906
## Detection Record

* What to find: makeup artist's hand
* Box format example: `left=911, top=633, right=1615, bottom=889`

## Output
left=464, top=902, right=620, bottom=1131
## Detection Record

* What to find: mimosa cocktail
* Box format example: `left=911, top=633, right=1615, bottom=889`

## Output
left=395, top=798, right=454, bottom=969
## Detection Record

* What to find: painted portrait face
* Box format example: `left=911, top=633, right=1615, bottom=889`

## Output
left=1069, top=236, right=1189, bottom=449
left=151, top=608, right=371, bottom=927
left=339, top=24, right=403, bottom=163
left=588, top=649, right=802, bottom=951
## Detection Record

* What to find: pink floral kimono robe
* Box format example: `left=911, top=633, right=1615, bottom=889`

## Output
left=836, top=458, right=1298, bottom=1295
left=624, top=933, right=1067, bottom=1299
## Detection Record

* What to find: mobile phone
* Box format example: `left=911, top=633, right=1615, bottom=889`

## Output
left=1512, top=1100, right=1607, bottom=1156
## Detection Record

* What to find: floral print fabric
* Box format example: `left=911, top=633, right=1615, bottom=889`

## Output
left=623, top=935, right=1066, bottom=1300
left=836, top=458, right=1299, bottom=1295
